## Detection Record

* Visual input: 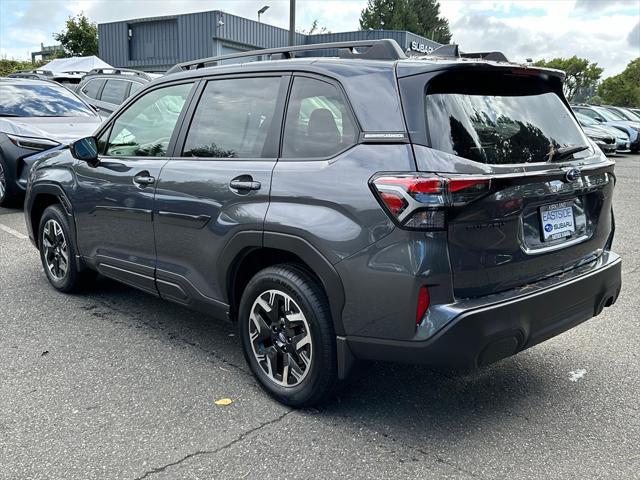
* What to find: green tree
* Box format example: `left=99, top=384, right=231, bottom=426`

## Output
left=0, top=58, right=45, bottom=77
left=534, top=56, right=603, bottom=102
left=597, top=58, right=640, bottom=107
left=359, top=0, right=451, bottom=44
left=409, top=0, right=452, bottom=44
left=54, top=13, right=98, bottom=57
left=299, top=19, right=331, bottom=35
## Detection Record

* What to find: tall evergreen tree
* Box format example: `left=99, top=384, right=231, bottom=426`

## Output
left=359, top=0, right=451, bottom=44
left=409, top=0, right=452, bottom=44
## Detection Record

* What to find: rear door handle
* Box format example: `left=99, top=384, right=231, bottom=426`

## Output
left=134, top=172, right=155, bottom=186
left=230, top=177, right=261, bottom=191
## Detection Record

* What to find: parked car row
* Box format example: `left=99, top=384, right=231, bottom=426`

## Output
left=0, top=78, right=102, bottom=206
left=75, top=68, right=159, bottom=118
left=7, top=69, right=85, bottom=89
left=572, top=104, right=640, bottom=154
left=0, top=68, right=161, bottom=206
left=0, top=40, right=627, bottom=406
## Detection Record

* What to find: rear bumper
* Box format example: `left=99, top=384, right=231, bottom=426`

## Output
left=343, top=251, right=621, bottom=370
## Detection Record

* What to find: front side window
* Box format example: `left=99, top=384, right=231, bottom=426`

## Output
left=103, top=82, right=192, bottom=157
left=282, top=77, right=357, bottom=158
left=100, top=79, right=129, bottom=105
left=425, top=73, right=589, bottom=164
left=182, top=77, right=281, bottom=158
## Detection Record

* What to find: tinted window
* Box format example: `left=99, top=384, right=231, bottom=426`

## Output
left=576, top=107, right=599, bottom=120
left=425, top=73, right=589, bottom=164
left=282, top=77, right=357, bottom=158
left=100, top=79, right=129, bottom=105
left=0, top=83, right=95, bottom=117
left=575, top=112, right=598, bottom=126
left=623, top=109, right=640, bottom=121
left=129, top=82, right=144, bottom=95
left=593, top=106, right=623, bottom=121
left=104, top=83, right=192, bottom=157
left=81, top=79, right=104, bottom=99
left=182, top=77, right=281, bottom=158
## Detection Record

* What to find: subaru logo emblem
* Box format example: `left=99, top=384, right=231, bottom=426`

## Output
left=565, top=168, right=581, bottom=182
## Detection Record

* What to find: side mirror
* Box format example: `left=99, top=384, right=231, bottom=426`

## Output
left=70, top=136, right=99, bottom=166
left=594, top=117, right=604, bottom=123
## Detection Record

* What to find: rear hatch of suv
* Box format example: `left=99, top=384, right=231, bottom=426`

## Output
left=397, top=65, right=615, bottom=298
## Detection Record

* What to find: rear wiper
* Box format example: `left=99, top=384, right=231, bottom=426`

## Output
left=547, top=144, right=589, bottom=162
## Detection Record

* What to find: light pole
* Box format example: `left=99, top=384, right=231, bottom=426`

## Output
left=289, top=0, right=296, bottom=46
left=258, top=5, right=269, bottom=23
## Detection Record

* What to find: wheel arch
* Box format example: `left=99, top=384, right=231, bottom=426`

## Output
left=27, top=184, right=74, bottom=248
left=220, top=231, right=346, bottom=336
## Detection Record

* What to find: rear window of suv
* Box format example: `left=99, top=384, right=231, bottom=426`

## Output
left=424, top=71, right=589, bottom=164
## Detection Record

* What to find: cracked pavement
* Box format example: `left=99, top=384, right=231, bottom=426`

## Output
left=1, top=155, right=639, bottom=479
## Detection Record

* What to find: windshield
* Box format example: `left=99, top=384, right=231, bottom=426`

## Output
left=575, top=112, right=598, bottom=126
left=426, top=90, right=589, bottom=165
left=0, top=83, right=95, bottom=117
left=593, top=106, right=623, bottom=121
left=613, top=108, right=640, bottom=122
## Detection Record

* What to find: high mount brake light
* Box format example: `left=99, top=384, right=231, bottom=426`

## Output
left=371, top=174, right=491, bottom=230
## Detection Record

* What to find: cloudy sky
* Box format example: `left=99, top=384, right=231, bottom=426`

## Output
left=1, top=0, right=638, bottom=77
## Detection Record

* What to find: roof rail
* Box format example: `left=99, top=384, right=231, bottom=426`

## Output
left=426, top=44, right=509, bottom=62
left=166, top=39, right=407, bottom=74
left=86, top=68, right=152, bottom=80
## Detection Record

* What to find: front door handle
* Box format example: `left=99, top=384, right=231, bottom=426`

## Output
left=230, top=176, right=261, bottom=191
left=134, top=172, right=155, bottom=186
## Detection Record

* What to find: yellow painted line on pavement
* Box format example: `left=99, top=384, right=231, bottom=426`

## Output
left=0, top=223, right=28, bottom=240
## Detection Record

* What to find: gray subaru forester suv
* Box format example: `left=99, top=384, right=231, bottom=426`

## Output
left=25, top=40, right=622, bottom=407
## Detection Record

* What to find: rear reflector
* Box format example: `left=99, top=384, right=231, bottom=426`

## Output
left=448, top=178, right=490, bottom=192
left=416, top=286, right=430, bottom=324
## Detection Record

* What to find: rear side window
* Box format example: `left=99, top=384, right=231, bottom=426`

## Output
left=102, top=82, right=192, bottom=157
left=129, top=82, right=144, bottom=96
left=182, top=77, right=281, bottom=158
left=282, top=77, right=357, bottom=159
left=424, top=72, right=589, bottom=164
left=80, top=79, right=104, bottom=99
left=101, top=79, right=129, bottom=105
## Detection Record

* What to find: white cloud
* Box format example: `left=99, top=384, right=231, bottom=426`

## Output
left=1, top=0, right=638, bottom=77
left=443, top=0, right=639, bottom=77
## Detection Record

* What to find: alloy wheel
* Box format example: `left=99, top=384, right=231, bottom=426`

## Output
left=42, top=219, right=69, bottom=280
left=0, top=161, right=6, bottom=203
left=249, top=289, right=313, bottom=388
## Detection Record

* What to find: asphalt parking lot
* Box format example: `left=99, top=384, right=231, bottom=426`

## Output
left=1, top=155, right=639, bottom=480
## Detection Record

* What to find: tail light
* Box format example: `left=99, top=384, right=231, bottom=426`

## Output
left=371, top=174, right=491, bottom=230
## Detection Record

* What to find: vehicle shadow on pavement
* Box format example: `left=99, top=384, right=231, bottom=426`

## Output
left=82, top=274, right=562, bottom=445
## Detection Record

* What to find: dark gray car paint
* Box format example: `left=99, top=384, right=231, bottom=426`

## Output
left=24, top=55, right=620, bottom=375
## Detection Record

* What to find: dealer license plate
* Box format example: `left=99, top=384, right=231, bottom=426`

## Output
left=540, top=202, right=575, bottom=241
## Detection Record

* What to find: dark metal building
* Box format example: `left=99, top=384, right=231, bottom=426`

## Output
left=98, top=10, right=442, bottom=72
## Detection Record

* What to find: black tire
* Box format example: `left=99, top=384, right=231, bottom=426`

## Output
left=238, top=264, right=338, bottom=407
left=0, top=156, right=22, bottom=208
left=37, top=204, right=95, bottom=293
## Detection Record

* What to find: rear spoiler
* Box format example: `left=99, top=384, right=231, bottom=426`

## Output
left=429, top=44, right=509, bottom=62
